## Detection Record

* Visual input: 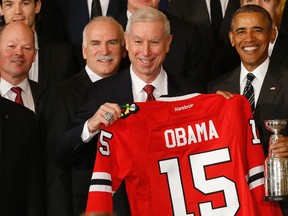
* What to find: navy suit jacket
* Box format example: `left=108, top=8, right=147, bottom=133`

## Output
left=56, top=68, right=204, bottom=216
left=38, top=0, right=127, bottom=66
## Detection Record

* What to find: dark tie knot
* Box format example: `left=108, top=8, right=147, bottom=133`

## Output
left=247, top=73, right=255, bottom=82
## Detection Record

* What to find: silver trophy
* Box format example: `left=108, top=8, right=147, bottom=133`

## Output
left=264, top=119, right=288, bottom=201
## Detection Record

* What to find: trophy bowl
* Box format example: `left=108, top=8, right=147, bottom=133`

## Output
left=263, top=119, right=288, bottom=201
left=264, top=119, right=287, bottom=134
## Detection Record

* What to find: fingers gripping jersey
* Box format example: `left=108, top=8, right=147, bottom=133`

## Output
left=86, top=94, right=282, bottom=216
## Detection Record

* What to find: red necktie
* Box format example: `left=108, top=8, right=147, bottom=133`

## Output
left=11, top=87, right=24, bottom=105
left=143, top=85, right=156, bottom=101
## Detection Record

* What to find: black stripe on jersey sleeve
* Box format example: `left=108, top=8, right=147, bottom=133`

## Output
left=248, top=171, right=264, bottom=184
left=91, top=179, right=112, bottom=186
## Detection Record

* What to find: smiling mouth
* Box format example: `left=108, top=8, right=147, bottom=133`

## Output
left=243, top=46, right=258, bottom=52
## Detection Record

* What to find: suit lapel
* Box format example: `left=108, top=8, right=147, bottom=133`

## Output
left=254, top=66, right=283, bottom=125
left=114, top=69, right=134, bottom=103
left=224, top=67, right=241, bottom=94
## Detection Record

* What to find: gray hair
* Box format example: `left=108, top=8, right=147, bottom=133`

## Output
left=231, top=4, right=273, bottom=31
left=82, top=16, right=125, bottom=48
left=126, top=6, right=171, bottom=37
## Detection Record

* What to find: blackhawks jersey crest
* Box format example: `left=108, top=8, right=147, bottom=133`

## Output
left=120, top=103, right=139, bottom=119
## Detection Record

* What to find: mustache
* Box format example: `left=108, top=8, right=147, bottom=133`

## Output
left=96, top=55, right=115, bottom=61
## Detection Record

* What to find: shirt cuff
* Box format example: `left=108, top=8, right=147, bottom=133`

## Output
left=81, top=119, right=100, bottom=142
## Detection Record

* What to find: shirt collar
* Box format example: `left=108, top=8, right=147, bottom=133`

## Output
left=240, top=57, right=270, bottom=84
left=130, top=66, right=168, bottom=98
left=85, top=65, right=103, bottom=82
left=0, top=77, right=30, bottom=96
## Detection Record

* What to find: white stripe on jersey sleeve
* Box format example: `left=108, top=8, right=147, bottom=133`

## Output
left=246, top=165, right=264, bottom=190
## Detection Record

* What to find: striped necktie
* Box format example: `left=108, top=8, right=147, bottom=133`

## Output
left=243, top=73, right=255, bottom=113
left=11, top=86, right=24, bottom=106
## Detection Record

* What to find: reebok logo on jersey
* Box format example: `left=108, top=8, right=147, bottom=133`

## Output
left=174, top=103, right=193, bottom=112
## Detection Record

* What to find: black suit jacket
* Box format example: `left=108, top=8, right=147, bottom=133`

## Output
left=167, top=0, right=240, bottom=80
left=270, top=30, right=288, bottom=69
left=56, top=68, right=203, bottom=216
left=40, top=70, right=93, bottom=216
left=29, top=79, right=46, bottom=115
left=37, top=36, right=78, bottom=86
left=117, top=11, right=210, bottom=87
left=0, top=97, right=44, bottom=216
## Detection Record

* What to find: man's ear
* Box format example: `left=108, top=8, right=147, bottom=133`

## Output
left=229, top=31, right=235, bottom=47
left=35, top=0, right=42, bottom=15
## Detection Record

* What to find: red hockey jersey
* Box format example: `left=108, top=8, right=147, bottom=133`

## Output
left=86, top=94, right=282, bottom=216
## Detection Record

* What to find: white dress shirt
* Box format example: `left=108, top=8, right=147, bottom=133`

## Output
left=240, top=57, right=270, bottom=107
left=0, top=78, right=35, bottom=112
left=85, top=65, right=103, bottom=82
left=28, top=32, right=39, bottom=82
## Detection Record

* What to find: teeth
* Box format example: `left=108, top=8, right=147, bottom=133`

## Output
left=244, top=46, right=257, bottom=51
left=140, top=59, right=150, bottom=64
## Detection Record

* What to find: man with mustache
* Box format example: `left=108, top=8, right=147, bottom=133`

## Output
left=40, top=16, right=126, bottom=216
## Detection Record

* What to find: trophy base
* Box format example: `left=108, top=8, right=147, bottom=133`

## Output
left=264, top=195, right=288, bottom=201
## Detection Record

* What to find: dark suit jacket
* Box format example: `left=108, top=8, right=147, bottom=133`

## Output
left=0, top=97, right=44, bottom=216
left=39, top=69, right=93, bottom=216
left=29, top=79, right=46, bottom=116
left=270, top=30, right=288, bottom=70
left=56, top=68, right=204, bottom=216
left=167, top=0, right=240, bottom=80
left=117, top=11, right=210, bottom=87
left=37, top=0, right=127, bottom=66
left=37, top=36, right=78, bottom=86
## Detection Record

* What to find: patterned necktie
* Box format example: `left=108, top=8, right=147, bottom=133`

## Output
left=11, top=86, right=24, bottom=106
left=143, top=85, right=156, bottom=101
left=243, top=73, right=255, bottom=113
left=210, top=0, right=223, bottom=41
left=91, top=0, right=102, bottom=18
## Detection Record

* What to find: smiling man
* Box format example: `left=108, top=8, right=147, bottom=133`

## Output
left=207, top=6, right=288, bottom=215
left=56, top=7, right=203, bottom=216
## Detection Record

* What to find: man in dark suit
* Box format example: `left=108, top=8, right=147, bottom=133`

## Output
left=0, top=97, right=44, bottom=216
left=40, top=16, right=126, bottom=216
left=56, top=7, right=203, bottom=216
left=0, top=0, right=78, bottom=86
left=116, top=0, right=210, bottom=87
left=207, top=5, right=288, bottom=215
left=37, top=0, right=127, bottom=67
left=0, top=22, right=45, bottom=115
left=167, top=0, right=241, bottom=80
left=241, top=0, right=288, bottom=70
